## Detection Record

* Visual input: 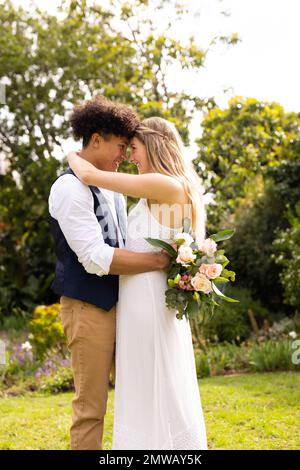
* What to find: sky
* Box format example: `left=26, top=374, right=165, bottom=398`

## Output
left=6, top=0, right=300, bottom=160
left=185, top=0, right=300, bottom=112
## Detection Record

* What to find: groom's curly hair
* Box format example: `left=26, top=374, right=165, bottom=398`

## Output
left=70, top=95, right=140, bottom=147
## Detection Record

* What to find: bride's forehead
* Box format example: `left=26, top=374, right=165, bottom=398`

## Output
left=130, top=137, right=141, bottom=146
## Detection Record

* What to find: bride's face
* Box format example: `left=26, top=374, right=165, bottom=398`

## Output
left=129, top=137, right=152, bottom=173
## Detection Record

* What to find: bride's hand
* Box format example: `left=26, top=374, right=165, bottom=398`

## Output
left=67, top=151, right=99, bottom=185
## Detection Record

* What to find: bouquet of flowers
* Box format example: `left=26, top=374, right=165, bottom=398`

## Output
left=145, top=218, right=239, bottom=323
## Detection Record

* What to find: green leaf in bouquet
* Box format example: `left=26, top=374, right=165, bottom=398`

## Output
left=221, top=268, right=236, bottom=281
left=177, top=292, right=187, bottom=303
left=176, top=311, right=184, bottom=320
left=166, top=288, right=179, bottom=310
left=144, top=237, right=177, bottom=257
left=167, top=273, right=181, bottom=287
left=209, top=229, right=235, bottom=242
left=190, top=242, right=198, bottom=251
left=214, top=254, right=228, bottom=264
left=196, top=255, right=212, bottom=265
left=206, top=255, right=216, bottom=264
left=186, top=299, right=200, bottom=319
left=213, top=276, right=230, bottom=284
left=166, top=288, right=177, bottom=300
left=211, top=282, right=239, bottom=302
left=189, top=265, right=200, bottom=275
left=167, top=263, right=181, bottom=279
left=193, top=291, right=200, bottom=301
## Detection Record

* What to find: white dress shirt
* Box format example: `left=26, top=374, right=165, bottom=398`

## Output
left=48, top=174, right=126, bottom=277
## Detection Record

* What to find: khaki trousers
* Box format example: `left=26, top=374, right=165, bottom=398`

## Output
left=59, top=295, right=116, bottom=450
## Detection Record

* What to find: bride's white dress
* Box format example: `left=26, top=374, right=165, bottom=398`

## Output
left=112, top=198, right=207, bottom=450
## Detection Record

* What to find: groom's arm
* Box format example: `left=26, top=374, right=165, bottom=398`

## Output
left=108, top=248, right=170, bottom=275
left=49, top=175, right=170, bottom=276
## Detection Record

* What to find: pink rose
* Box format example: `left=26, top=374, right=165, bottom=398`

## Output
left=199, top=263, right=222, bottom=279
left=191, top=273, right=212, bottom=294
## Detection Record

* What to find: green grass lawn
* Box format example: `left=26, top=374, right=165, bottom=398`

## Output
left=0, top=372, right=299, bottom=450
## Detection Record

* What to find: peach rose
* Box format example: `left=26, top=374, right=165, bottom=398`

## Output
left=191, top=273, right=212, bottom=294
left=199, top=263, right=222, bottom=279
left=176, top=246, right=196, bottom=264
left=199, top=238, right=217, bottom=256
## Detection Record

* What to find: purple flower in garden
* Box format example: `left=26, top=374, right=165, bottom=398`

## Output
left=34, top=353, right=71, bottom=378
left=11, top=343, right=33, bottom=365
left=60, top=358, right=70, bottom=367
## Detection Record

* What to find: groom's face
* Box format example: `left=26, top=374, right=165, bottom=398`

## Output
left=89, top=133, right=129, bottom=171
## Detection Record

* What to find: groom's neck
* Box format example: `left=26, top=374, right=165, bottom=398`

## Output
left=78, top=147, right=101, bottom=169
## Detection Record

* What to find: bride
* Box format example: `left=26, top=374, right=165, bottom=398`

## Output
left=67, top=116, right=208, bottom=450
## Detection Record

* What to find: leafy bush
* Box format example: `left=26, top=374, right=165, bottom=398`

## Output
left=194, top=351, right=211, bottom=378
left=195, top=342, right=251, bottom=378
left=0, top=314, right=29, bottom=332
left=194, top=337, right=300, bottom=378
left=272, top=203, right=300, bottom=310
left=28, top=304, right=66, bottom=360
left=39, top=366, right=74, bottom=394
left=249, top=340, right=299, bottom=372
left=202, top=287, right=269, bottom=343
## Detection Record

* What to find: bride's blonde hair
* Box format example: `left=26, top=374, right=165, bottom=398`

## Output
left=134, top=117, right=207, bottom=245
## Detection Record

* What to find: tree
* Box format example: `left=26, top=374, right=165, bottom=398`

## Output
left=193, top=96, right=300, bottom=228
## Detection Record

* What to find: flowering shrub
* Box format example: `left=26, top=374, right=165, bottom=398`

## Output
left=28, top=304, right=67, bottom=360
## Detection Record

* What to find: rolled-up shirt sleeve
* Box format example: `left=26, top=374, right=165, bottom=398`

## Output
left=48, top=174, right=115, bottom=277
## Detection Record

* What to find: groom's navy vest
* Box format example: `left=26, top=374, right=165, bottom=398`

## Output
left=50, top=168, right=126, bottom=311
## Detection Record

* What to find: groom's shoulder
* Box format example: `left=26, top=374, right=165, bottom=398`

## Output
left=49, top=171, right=91, bottom=199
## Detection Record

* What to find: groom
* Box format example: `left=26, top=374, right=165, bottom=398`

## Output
left=48, top=95, right=170, bottom=450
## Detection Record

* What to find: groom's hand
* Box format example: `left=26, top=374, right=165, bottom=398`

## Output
left=156, top=250, right=172, bottom=271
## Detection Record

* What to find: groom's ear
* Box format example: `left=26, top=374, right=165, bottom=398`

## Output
left=90, top=133, right=102, bottom=148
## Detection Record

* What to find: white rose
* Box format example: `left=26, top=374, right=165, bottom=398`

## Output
left=174, top=232, right=194, bottom=247
left=176, top=246, right=196, bottom=264
left=199, top=238, right=217, bottom=256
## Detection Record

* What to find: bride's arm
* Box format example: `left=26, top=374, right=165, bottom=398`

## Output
left=67, top=152, right=185, bottom=204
